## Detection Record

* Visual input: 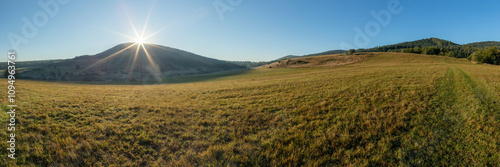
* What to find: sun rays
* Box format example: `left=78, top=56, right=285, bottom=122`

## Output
left=81, top=1, right=163, bottom=83
left=79, top=1, right=208, bottom=83
left=126, top=13, right=163, bottom=83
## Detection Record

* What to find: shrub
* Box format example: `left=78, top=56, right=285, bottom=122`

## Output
left=468, top=47, right=500, bottom=64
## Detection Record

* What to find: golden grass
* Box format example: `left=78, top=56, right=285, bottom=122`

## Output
left=266, top=53, right=377, bottom=68
left=1, top=53, right=499, bottom=166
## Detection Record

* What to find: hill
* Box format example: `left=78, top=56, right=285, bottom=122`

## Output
left=2, top=52, right=499, bottom=166
left=0, top=59, right=62, bottom=70
left=359, top=38, right=458, bottom=52
left=373, top=37, right=459, bottom=49
left=358, top=37, right=500, bottom=59
left=266, top=52, right=376, bottom=68
left=274, top=49, right=347, bottom=61
left=16, top=43, right=245, bottom=82
left=464, top=41, right=500, bottom=48
left=271, top=38, right=500, bottom=67
left=186, top=50, right=348, bottom=69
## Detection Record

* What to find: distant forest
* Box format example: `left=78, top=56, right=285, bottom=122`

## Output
left=358, top=38, right=500, bottom=65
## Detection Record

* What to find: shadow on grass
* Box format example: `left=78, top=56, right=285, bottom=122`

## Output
left=159, top=69, right=252, bottom=84
left=67, top=68, right=252, bottom=85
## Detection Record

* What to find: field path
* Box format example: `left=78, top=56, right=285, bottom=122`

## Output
left=402, top=63, right=500, bottom=165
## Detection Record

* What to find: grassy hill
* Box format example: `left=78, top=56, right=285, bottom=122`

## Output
left=1, top=52, right=500, bottom=166
left=14, top=43, right=245, bottom=82
left=267, top=52, right=376, bottom=68
left=275, top=49, right=348, bottom=61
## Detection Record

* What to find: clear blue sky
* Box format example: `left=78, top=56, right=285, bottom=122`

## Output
left=1, top=0, right=500, bottom=61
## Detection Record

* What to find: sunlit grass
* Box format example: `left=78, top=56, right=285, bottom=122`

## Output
left=1, top=53, right=499, bottom=166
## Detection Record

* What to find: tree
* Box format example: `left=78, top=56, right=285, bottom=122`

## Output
left=422, top=47, right=440, bottom=55
left=413, top=46, right=422, bottom=54
left=348, top=49, right=356, bottom=55
left=484, top=47, right=499, bottom=64
left=468, top=47, right=500, bottom=64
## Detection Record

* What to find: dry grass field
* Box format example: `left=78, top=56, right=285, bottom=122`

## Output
left=1, top=53, right=499, bottom=166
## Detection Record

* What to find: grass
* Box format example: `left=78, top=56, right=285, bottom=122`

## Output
left=1, top=52, right=499, bottom=166
left=267, top=53, right=376, bottom=68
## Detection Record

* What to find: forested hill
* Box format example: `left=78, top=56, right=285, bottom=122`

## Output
left=370, top=38, right=459, bottom=49
left=357, top=38, right=500, bottom=64
left=464, top=41, right=500, bottom=48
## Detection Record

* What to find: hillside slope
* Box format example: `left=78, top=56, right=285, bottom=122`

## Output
left=266, top=52, right=377, bottom=68
left=1, top=52, right=500, bottom=166
left=275, top=50, right=348, bottom=61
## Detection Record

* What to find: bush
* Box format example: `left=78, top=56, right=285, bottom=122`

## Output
left=468, top=47, right=500, bottom=65
left=348, top=49, right=356, bottom=55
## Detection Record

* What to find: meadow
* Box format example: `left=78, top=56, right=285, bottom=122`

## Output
left=1, top=52, right=499, bottom=166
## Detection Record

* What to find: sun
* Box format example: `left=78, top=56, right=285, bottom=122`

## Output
left=135, top=36, right=146, bottom=44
